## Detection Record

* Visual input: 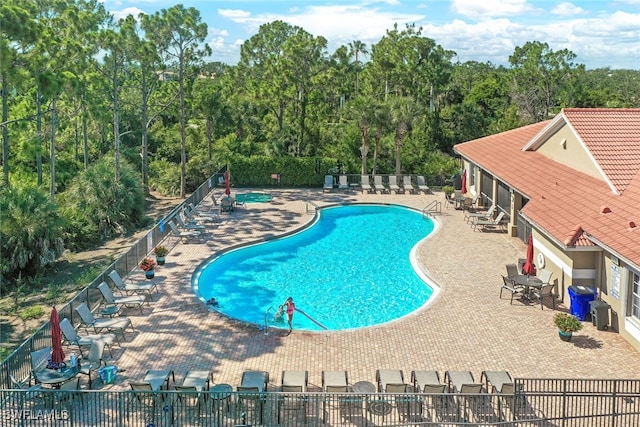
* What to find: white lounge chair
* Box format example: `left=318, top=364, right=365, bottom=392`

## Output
left=402, top=176, right=416, bottom=194
left=323, top=175, right=334, bottom=192
left=108, top=270, right=157, bottom=298
left=59, top=317, right=116, bottom=357
left=175, top=212, right=206, bottom=230
left=98, top=281, right=147, bottom=313
left=373, top=175, right=389, bottom=193
left=416, top=176, right=430, bottom=193
left=388, top=176, right=401, bottom=194
left=472, top=211, right=507, bottom=231
left=361, top=175, right=373, bottom=193
left=168, top=220, right=201, bottom=242
left=75, top=302, right=133, bottom=337
left=338, top=175, right=349, bottom=192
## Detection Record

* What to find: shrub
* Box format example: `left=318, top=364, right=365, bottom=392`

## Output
left=18, top=305, right=45, bottom=321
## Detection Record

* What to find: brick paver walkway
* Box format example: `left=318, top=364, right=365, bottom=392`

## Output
left=99, top=189, right=640, bottom=392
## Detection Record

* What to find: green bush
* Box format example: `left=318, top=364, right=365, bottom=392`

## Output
left=0, top=184, right=65, bottom=280
left=18, top=305, right=45, bottom=321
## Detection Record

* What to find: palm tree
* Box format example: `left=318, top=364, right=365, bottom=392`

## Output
left=389, top=97, right=422, bottom=176
left=348, top=40, right=368, bottom=95
left=371, top=101, right=390, bottom=175
left=346, top=96, right=375, bottom=174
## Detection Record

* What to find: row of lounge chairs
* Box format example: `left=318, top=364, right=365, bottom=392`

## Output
left=324, top=174, right=431, bottom=194
left=463, top=203, right=509, bottom=232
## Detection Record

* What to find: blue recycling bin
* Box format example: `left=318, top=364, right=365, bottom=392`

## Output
left=568, top=285, right=597, bottom=321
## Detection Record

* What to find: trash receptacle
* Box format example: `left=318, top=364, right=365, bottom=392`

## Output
left=568, top=286, right=597, bottom=321
left=589, top=300, right=611, bottom=330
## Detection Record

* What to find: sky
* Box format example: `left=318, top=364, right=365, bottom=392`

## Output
left=103, top=0, right=640, bottom=69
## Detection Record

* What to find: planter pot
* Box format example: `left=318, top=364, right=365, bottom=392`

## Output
left=145, top=270, right=155, bottom=279
left=156, top=256, right=165, bottom=265
left=558, top=329, right=572, bottom=342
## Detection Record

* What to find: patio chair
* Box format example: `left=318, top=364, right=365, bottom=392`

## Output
left=9, top=374, right=43, bottom=400
left=98, top=281, right=147, bottom=314
left=411, top=370, right=448, bottom=421
left=323, top=175, right=334, bottom=192
left=537, top=269, right=553, bottom=285
left=168, top=220, right=202, bottom=242
left=59, top=317, right=116, bottom=357
left=500, top=275, right=524, bottom=304
left=416, top=176, right=430, bottom=193
left=373, top=175, right=389, bottom=193
left=465, top=204, right=496, bottom=223
left=338, top=175, right=349, bottom=192
left=531, top=283, right=556, bottom=310
left=505, top=264, right=519, bottom=280
left=388, top=176, right=401, bottom=194
left=361, top=175, right=373, bottom=193
left=278, top=370, right=308, bottom=424
left=188, top=202, right=220, bottom=220
left=402, top=176, right=416, bottom=193
left=445, top=371, right=485, bottom=422
left=78, top=340, right=106, bottom=388
left=75, top=302, right=133, bottom=338
left=128, top=382, right=172, bottom=425
left=108, top=270, right=157, bottom=299
left=376, top=369, right=406, bottom=392
left=30, top=347, right=51, bottom=375
left=472, top=211, right=506, bottom=231
left=238, top=371, right=269, bottom=424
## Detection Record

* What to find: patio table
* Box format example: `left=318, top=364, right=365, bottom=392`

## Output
left=513, top=275, right=543, bottom=301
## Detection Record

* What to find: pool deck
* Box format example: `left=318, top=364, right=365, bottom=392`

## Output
left=101, top=188, right=640, bottom=391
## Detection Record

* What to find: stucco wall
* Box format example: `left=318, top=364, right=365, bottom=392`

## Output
left=537, top=124, right=603, bottom=181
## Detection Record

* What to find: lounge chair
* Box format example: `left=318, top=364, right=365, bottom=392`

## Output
left=361, top=175, right=373, bottom=193
left=323, top=175, right=334, bottom=192
left=108, top=270, right=157, bottom=299
left=238, top=371, right=269, bottom=424
left=188, top=202, right=220, bottom=219
left=322, top=370, right=350, bottom=424
left=75, top=302, right=133, bottom=338
left=411, top=370, right=444, bottom=392
left=278, top=371, right=308, bottom=423
left=175, top=212, right=206, bottom=230
left=465, top=204, right=496, bottom=223
left=98, top=281, right=147, bottom=314
left=168, top=220, right=201, bottom=242
left=142, top=369, right=175, bottom=391
left=176, top=371, right=211, bottom=417
left=9, top=374, right=43, bottom=400
left=78, top=340, right=106, bottom=388
left=184, top=205, right=217, bottom=223
left=416, top=176, right=430, bottom=193
left=376, top=369, right=405, bottom=392
left=373, top=175, right=389, bottom=193
left=388, top=176, right=401, bottom=194
left=338, top=175, right=349, bottom=192
left=182, top=371, right=212, bottom=391
left=444, top=370, right=482, bottom=394
left=402, top=176, right=416, bottom=194
left=480, top=371, right=521, bottom=416
left=59, top=317, right=116, bottom=357
left=472, top=211, right=507, bottom=231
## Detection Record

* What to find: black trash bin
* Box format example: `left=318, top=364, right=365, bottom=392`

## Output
left=589, top=300, right=611, bottom=331
left=568, top=286, right=597, bottom=321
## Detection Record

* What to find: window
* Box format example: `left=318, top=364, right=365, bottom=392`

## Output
left=469, top=164, right=475, bottom=187
left=632, top=272, right=640, bottom=320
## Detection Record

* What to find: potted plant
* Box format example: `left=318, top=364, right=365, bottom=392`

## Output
left=553, top=312, right=583, bottom=341
left=139, top=257, right=157, bottom=279
left=442, top=185, right=455, bottom=200
left=154, top=245, right=168, bottom=265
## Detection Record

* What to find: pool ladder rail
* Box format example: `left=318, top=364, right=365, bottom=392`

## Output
left=264, top=306, right=274, bottom=335
left=422, top=200, right=441, bottom=218
left=306, top=200, right=319, bottom=213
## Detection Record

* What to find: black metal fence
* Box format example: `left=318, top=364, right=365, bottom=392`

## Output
left=1, top=379, right=639, bottom=426
left=0, top=168, right=228, bottom=392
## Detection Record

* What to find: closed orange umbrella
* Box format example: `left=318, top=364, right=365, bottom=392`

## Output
left=50, top=306, right=65, bottom=365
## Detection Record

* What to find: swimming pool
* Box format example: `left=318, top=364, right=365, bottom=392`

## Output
left=235, top=192, right=272, bottom=203
left=193, top=204, right=436, bottom=331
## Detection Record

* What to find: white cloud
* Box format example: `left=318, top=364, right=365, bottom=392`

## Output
left=218, top=9, right=252, bottom=20
left=551, top=2, right=586, bottom=16
left=111, top=7, right=145, bottom=21
left=451, top=0, right=536, bottom=18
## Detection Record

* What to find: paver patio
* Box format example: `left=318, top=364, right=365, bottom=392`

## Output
left=95, top=189, right=640, bottom=392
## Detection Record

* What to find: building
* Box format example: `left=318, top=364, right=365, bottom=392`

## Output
left=454, top=108, right=640, bottom=351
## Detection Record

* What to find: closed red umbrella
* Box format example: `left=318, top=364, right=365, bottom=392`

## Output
left=224, top=170, right=231, bottom=196
left=523, top=235, right=536, bottom=276
left=461, top=169, right=467, bottom=194
left=50, top=306, right=65, bottom=365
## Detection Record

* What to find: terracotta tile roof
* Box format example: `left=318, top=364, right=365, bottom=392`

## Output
left=563, top=108, right=640, bottom=194
left=455, top=109, right=640, bottom=267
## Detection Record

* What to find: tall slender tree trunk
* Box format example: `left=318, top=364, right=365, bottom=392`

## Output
left=1, top=73, right=9, bottom=185
left=179, top=49, right=186, bottom=198
left=49, top=97, right=57, bottom=199
left=82, top=98, right=88, bottom=169
left=36, top=90, right=43, bottom=185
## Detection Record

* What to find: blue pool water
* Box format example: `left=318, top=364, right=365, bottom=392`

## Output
left=236, top=193, right=272, bottom=203
left=193, top=204, right=435, bottom=331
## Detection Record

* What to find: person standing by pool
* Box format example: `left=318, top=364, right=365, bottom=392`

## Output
left=284, top=297, right=295, bottom=333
